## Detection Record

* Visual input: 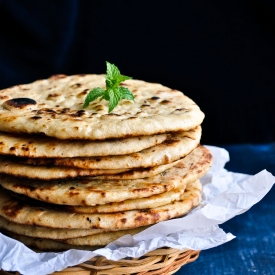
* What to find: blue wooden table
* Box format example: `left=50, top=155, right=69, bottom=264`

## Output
left=176, top=144, right=275, bottom=275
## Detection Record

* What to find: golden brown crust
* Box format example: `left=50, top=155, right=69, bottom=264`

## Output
left=0, top=146, right=212, bottom=206
left=0, top=131, right=168, bottom=158
left=0, top=157, right=130, bottom=180
left=0, top=75, right=204, bottom=140
left=16, top=127, right=201, bottom=170
left=0, top=181, right=202, bottom=230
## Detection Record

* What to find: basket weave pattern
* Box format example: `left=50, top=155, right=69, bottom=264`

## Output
left=0, top=248, right=199, bottom=275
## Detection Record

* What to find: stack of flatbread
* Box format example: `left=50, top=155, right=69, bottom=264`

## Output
left=0, top=74, right=213, bottom=251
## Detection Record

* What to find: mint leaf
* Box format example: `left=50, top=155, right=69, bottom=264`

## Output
left=106, top=61, right=120, bottom=80
left=83, top=61, right=135, bottom=112
left=83, top=87, right=105, bottom=108
left=108, top=88, right=121, bottom=112
left=118, top=86, right=135, bottom=101
left=105, top=62, right=132, bottom=88
left=106, top=62, right=120, bottom=88
left=101, top=90, right=110, bottom=101
left=117, top=75, right=132, bottom=83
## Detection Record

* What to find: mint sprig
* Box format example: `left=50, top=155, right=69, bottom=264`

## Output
left=83, top=62, right=134, bottom=112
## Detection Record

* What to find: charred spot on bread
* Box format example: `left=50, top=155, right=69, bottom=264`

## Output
left=2, top=98, right=37, bottom=110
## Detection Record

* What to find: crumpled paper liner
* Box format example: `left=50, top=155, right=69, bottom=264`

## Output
left=0, top=145, right=274, bottom=275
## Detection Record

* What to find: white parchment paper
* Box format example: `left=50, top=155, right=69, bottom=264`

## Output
left=0, top=145, right=274, bottom=275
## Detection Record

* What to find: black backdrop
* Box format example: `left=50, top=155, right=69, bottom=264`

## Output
left=1, top=0, right=275, bottom=146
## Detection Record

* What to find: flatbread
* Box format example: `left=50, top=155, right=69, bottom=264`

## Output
left=87, top=159, right=182, bottom=180
left=1, top=230, right=100, bottom=251
left=59, top=182, right=203, bottom=246
left=0, top=216, right=148, bottom=240
left=63, top=186, right=186, bottom=213
left=0, top=157, right=130, bottom=180
left=0, top=146, right=212, bottom=205
left=0, top=216, right=108, bottom=239
left=0, top=156, right=182, bottom=181
left=0, top=75, right=204, bottom=140
left=57, top=227, right=145, bottom=246
left=0, top=131, right=167, bottom=158
left=0, top=181, right=202, bottom=230
left=3, top=180, right=187, bottom=213
left=17, top=127, right=201, bottom=169
left=0, top=226, right=145, bottom=246
left=0, top=161, right=187, bottom=206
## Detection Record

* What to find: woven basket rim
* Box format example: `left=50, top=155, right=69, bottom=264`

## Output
left=0, top=247, right=200, bottom=275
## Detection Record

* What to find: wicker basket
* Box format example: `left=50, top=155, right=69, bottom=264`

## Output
left=0, top=248, right=200, bottom=275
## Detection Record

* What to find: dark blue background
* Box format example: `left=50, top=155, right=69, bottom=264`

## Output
left=1, top=0, right=275, bottom=145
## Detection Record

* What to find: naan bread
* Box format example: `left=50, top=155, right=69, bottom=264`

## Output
left=3, top=180, right=187, bottom=213
left=87, top=159, right=181, bottom=180
left=63, top=186, right=186, bottom=213
left=57, top=227, right=146, bottom=246
left=0, top=156, right=182, bottom=181
left=0, top=131, right=167, bottom=158
left=0, top=181, right=202, bottom=230
left=0, top=157, right=130, bottom=180
left=0, top=128, right=201, bottom=180
left=90, top=144, right=212, bottom=181
left=0, top=162, right=187, bottom=206
left=0, top=216, right=108, bottom=239
left=0, top=146, right=212, bottom=205
left=59, top=181, right=203, bottom=245
left=0, top=75, right=204, bottom=139
left=17, top=127, right=201, bottom=169
left=1, top=230, right=100, bottom=251
left=0, top=216, right=148, bottom=240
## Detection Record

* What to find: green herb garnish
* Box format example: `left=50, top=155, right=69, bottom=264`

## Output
left=83, top=61, right=135, bottom=112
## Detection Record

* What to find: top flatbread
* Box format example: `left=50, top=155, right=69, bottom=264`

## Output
left=0, top=74, right=204, bottom=140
